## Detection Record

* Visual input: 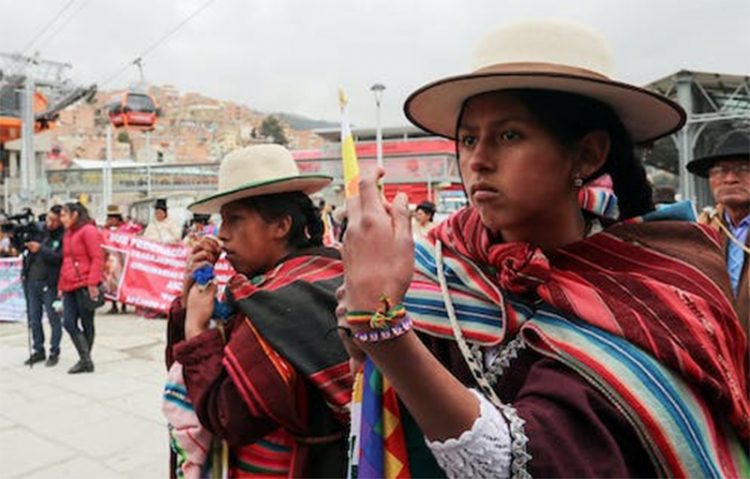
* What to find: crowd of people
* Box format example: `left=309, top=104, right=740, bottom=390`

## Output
left=0, top=193, right=232, bottom=369
left=1, top=17, right=746, bottom=478
left=160, top=19, right=747, bottom=479
left=1, top=202, right=105, bottom=373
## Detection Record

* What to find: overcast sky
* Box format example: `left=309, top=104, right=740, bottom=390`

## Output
left=5, top=0, right=750, bottom=128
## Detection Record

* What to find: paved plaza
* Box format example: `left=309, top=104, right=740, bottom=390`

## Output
left=0, top=312, right=170, bottom=478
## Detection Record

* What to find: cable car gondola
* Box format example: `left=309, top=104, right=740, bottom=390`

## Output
left=0, top=87, right=52, bottom=144
left=106, top=91, right=159, bottom=130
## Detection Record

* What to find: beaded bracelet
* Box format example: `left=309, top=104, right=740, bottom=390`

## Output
left=352, top=315, right=413, bottom=343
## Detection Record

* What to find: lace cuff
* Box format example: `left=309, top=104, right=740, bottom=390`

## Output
left=425, top=390, right=512, bottom=479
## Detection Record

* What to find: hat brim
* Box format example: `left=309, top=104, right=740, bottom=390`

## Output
left=189, top=175, right=333, bottom=214
left=404, top=71, right=686, bottom=144
left=687, top=153, right=750, bottom=178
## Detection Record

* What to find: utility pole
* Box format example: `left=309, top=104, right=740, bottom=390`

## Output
left=20, top=75, right=35, bottom=204
left=1, top=52, right=94, bottom=210
left=104, top=123, right=113, bottom=213
left=370, top=83, right=386, bottom=169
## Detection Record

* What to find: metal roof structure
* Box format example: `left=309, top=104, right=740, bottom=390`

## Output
left=644, top=70, right=750, bottom=208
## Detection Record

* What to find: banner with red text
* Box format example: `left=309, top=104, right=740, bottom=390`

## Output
left=101, top=231, right=234, bottom=313
left=0, top=233, right=235, bottom=318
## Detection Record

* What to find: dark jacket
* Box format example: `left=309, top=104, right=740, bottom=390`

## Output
left=22, top=225, right=64, bottom=290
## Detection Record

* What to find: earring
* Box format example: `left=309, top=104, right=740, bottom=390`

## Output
left=573, top=175, right=584, bottom=188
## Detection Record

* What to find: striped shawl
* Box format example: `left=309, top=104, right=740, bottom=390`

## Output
left=405, top=205, right=749, bottom=477
left=223, top=249, right=352, bottom=477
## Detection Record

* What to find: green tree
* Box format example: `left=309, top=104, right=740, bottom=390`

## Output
left=116, top=130, right=130, bottom=143
left=260, top=115, right=288, bottom=145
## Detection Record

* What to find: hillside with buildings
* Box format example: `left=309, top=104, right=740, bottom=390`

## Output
left=47, top=85, right=329, bottom=168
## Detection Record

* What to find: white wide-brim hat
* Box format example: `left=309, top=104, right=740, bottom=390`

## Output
left=189, top=144, right=332, bottom=214
left=404, top=20, right=686, bottom=144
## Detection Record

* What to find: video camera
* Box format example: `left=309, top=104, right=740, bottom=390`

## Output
left=1, top=210, right=43, bottom=252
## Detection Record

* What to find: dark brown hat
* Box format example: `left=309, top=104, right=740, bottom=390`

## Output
left=687, top=131, right=750, bottom=178
left=416, top=201, right=436, bottom=214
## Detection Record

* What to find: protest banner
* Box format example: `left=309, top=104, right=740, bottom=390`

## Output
left=0, top=233, right=234, bottom=317
left=0, top=257, right=26, bottom=322
left=101, top=231, right=233, bottom=313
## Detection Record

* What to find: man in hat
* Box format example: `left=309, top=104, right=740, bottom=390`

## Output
left=143, top=198, right=182, bottom=244
left=412, top=200, right=437, bottom=238
left=688, top=130, right=750, bottom=325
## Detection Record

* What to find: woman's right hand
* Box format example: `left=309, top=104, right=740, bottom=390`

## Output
left=185, top=280, right=218, bottom=339
left=182, top=236, right=222, bottom=302
left=343, top=171, right=414, bottom=312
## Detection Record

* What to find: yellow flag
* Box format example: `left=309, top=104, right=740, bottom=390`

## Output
left=339, top=89, right=360, bottom=198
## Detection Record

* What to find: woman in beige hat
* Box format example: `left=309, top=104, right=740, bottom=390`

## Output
left=163, top=144, right=351, bottom=478
left=339, top=20, right=748, bottom=477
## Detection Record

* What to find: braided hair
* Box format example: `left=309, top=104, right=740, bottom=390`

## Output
left=239, top=192, right=324, bottom=249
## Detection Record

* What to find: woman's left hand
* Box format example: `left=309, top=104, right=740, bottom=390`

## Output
left=185, top=281, right=217, bottom=339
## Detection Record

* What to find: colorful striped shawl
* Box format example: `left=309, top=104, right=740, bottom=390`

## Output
left=222, top=249, right=352, bottom=477
left=226, top=250, right=352, bottom=424
left=523, top=309, right=749, bottom=478
left=405, top=205, right=749, bottom=476
left=164, top=362, right=294, bottom=478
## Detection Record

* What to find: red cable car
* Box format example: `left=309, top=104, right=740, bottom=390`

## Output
left=106, top=91, right=159, bottom=130
left=0, top=89, right=52, bottom=143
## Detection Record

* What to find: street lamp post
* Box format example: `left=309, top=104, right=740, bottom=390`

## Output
left=370, top=83, right=386, bottom=169
left=104, top=123, right=113, bottom=216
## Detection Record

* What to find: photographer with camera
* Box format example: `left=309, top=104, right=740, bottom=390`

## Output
left=22, top=206, right=65, bottom=367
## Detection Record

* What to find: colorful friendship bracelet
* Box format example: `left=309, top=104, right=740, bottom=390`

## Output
left=346, top=295, right=406, bottom=330
left=352, top=315, right=413, bottom=343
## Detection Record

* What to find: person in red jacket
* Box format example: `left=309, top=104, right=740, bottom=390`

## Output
left=59, top=202, right=103, bottom=374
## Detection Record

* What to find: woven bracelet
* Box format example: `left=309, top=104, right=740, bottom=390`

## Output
left=346, top=295, right=406, bottom=329
left=352, top=315, right=413, bottom=343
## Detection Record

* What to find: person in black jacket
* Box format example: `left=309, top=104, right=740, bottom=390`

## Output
left=22, top=205, right=65, bottom=367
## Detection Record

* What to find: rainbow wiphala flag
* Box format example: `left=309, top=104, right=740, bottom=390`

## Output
left=340, top=90, right=412, bottom=479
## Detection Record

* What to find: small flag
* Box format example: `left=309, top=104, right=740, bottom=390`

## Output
left=339, top=89, right=360, bottom=198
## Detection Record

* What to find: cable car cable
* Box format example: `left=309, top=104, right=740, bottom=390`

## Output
left=98, top=0, right=218, bottom=88
left=35, top=0, right=93, bottom=54
left=19, top=0, right=79, bottom=54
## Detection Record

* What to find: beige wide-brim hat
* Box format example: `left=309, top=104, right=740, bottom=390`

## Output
left=106, top=204, right=123, bottom=217
left=189, top=144, right=332, bottom=214
left=404, top=20, right=686, bottom=144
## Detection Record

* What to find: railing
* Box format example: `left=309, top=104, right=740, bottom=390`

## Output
left=42, top=153, right=460, bottom=195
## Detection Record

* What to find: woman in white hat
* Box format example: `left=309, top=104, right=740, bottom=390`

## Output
left=163, top=144, right=351, bottom=478
left=339, top=20, right=748, bottom=477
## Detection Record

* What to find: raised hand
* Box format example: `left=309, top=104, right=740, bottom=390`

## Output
left=342, top=170, right=415, bottom=313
